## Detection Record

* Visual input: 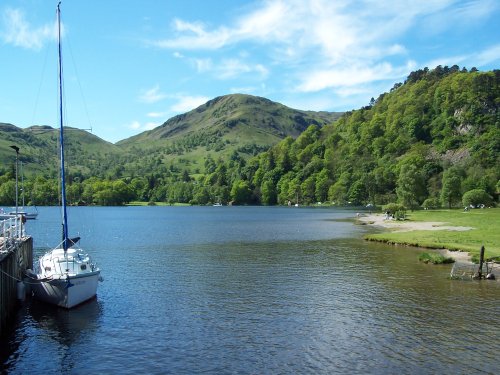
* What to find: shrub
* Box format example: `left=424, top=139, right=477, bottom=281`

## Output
left=462, top=189, right=493, bottom=208
left=383, top=203, right=406, bottom=215
left=419, top=252, right=455, bottom=264
left=422, top=197, right=441, bottom=209
left=382, top=203, right=407, bottom=220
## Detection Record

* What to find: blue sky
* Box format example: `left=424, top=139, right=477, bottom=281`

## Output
left=1, top=0, right=499, bottom=144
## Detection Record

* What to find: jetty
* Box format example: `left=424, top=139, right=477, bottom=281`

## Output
left=0, top=216, right=32, bottom=336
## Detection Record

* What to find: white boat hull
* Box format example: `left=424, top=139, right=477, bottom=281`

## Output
left=31, top=271, right=100, bottom=309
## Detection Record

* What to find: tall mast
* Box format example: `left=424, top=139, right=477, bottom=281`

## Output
left=57, top=2, right=69, bottom=252
left=9, top=145, right=19, bottom=215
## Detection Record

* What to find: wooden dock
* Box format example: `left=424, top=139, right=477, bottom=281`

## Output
left=0, top=217, right=33, bottom=336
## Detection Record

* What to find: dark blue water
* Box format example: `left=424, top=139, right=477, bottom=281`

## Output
left=1, top=206, right=499, bottom=374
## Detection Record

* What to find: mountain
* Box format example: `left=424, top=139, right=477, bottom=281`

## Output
left=0, top=123, right=123, bottom=178
left=2, top=67, right=497, bottom=207
left=1, top=94, right=342, bottom=178
left=117, top=94, right=342, bottom=175
left=230, top=67, right=499, bottom=207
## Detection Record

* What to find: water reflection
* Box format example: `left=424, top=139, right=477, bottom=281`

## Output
left=28, top=298, right=103, bottom=344
left=2, top=207, right=499, bottom=374
left=2, top=298, right=102, bottom=374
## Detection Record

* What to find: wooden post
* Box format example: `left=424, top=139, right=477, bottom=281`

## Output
left=477, top=245, right=485, bottom=279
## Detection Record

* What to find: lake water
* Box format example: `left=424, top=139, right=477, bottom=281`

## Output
left=1, top=206, right=499, bottom=374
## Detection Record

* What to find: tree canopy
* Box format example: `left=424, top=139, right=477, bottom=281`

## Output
left=1, top=67, right=498, bottom=207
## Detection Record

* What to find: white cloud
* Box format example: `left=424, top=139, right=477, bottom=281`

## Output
left=170, top=95, right=210, bottom=113
left=148, top=0, right=497, bottom=98
left=425, top=43, right=500, bottom=70
left=229, top=86, right=258, bottom=94
left=152, top=18, right=231, bottom=49
left=127, top=120, right=161, bottom=132
left=194, top=58, right=212, bottom=72
left=1, top=8, right=57, bottom=50
left=216, top=59, right=268, bottom=79
left=297, top=63, right=395, bottom=92
left=139, top=85, right=167, bottom=103
left=147, top=112, right=167, bottom=118
left=476, top=44, right=500, bottom=66
left=128, top=120, right=141, bottom=130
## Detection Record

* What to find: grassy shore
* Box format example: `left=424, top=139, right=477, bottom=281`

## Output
left=363, top=208, right=500, bottom=260
left=126, top=201, right=190, bottom=206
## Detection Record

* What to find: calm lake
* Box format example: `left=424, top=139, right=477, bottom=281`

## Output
left=1, top=206, right=499, bottom=374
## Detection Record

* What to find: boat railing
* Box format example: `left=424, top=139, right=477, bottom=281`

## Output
left=0, top=215, right=26, bottom=253
left=41, top=247, right=94, bottom=275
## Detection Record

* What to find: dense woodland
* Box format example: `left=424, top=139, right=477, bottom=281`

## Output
left=0, top=66, right=499, bottom=209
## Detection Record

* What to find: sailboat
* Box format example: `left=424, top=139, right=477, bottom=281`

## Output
left=28, top=3, right=101, bottom=309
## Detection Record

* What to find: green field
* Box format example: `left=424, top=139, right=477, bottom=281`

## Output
left=365, top=208, right=500, bottom=260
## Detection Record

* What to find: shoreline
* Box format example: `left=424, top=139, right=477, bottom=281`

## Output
left=356, top=213, right=474, bottom=262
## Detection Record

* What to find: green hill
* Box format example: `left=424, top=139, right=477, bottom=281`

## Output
left=1, top=67, right=498, bottom=207
left=0, top=123, right=123, bottom=178
left=231, top=67, right=499, bottom=207
left=117, top=94, right=342, bottom=175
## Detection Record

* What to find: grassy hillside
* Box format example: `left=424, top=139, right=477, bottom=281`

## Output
left=0, top=123, right=123, bottom=178
left=1, top=94, right=341, bottom=180
left=117, top=94, right=342, bottom=175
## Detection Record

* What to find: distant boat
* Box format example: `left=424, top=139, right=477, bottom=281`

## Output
left=0, top=208, right=15, bottom=220
left=11, top=209, right=38, bottom=220
left=213, top=202, right=223, bottom=207
left=28, top=3, right=101, bottom=309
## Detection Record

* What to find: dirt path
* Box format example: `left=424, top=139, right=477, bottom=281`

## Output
left=356, top=213, right=473, bottom=232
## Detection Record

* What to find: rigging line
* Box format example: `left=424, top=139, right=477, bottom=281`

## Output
left=0, top=267, right=53, bottom=284
left=0, top=267, right=22, bottom=282
left=31, top=41, right=52, bottom=126
left=65, top=26, right=94, bottom=132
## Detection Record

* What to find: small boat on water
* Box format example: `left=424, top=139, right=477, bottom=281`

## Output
left=27, top=3, right=101, bottom=309
left=8, top=207, right=38, bottom=220
left=0, top=208, right=14, bottom=220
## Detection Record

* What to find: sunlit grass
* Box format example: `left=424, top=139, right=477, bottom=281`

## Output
left=419, top=252, right=454, bottom=264
left=365, top=208, right=500, bottom=259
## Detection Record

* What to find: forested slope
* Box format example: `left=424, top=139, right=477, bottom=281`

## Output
left=232, top=66, right=499, bottom=207
left=0, top=67, right=498, bottom=206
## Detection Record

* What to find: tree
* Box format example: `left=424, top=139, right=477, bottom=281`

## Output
left=422, top=197, right=440, bottom=209
left=261, top=180, right=277, bottom=205
left=315, top=169, right=331, bottom=203
left=348, top=179, right=367, bottom=206
left=328, top=172, right=350, bottom=205
left=462, top=189, right=493, bottom=208
left=231, top=180, right=252, bottom=205
left=440, top=167, right=463, bottom=208
left=0, top=180, right=15, bottom=205
left=396, top=163, right=427, bottom=209
left=301, top=175, right=316, bottom=204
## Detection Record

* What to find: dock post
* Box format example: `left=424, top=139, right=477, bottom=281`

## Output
left=0, top=218, right=33, bottom=336
left=475, top=245, right=485, bottom=280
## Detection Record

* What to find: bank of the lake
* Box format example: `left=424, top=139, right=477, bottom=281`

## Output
left=359, top=208, right=500, bottom=261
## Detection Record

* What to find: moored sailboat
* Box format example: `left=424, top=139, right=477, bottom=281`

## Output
left=28, top=2, right=101, bottom=309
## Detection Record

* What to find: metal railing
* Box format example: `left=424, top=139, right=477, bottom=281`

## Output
left=0, top=216, right=26, bottom=253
